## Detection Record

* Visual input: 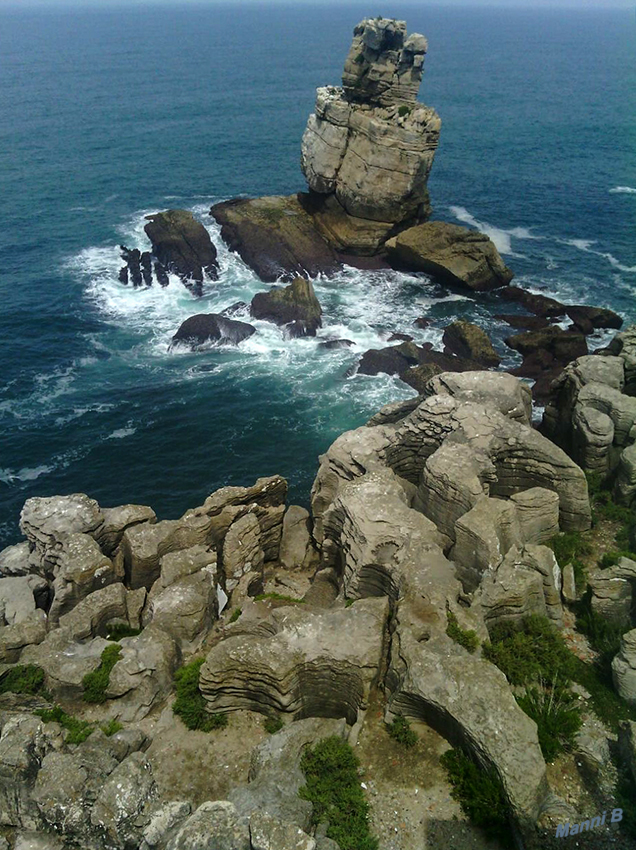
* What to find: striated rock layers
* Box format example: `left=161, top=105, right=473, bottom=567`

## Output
left=300, top=17, right=441, bottom=253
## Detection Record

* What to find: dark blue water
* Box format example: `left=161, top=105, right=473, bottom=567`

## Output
left=1, top=3, right=635, bottom=547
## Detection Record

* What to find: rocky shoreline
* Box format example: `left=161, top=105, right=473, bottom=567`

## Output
left=0, top=15, right=634, bottom=850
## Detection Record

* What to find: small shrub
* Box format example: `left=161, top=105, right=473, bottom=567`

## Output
left=385, top=714, right=417, bottom=748
left=254, top=592, right=305, bottom=604
left=440, top=749, right=511, bottom=846
left=82, top=643, right=122, bottom=704
left=105, top=624, right=141, bottom=641
left=398, top=104, right=411, bottom=117
left=571, top=656, right=636, bottom=731
left=101, top=719, right=123, bottom=737
left=264, top=715, right=284, bottom=734
left=299, top=736, right=378, bottom=850
left=173, top=659, right=228, bottom=732
left=35, top=706, right=94, bottom=745
left=446, top=610, right=479, bottom=653
left=0, top=664, right=45, bottom=695
left=229, top=607, right=242, bottom=623
left=516, top=680, right=581, bottom=762
left=483, top=616, right=575, bottom=686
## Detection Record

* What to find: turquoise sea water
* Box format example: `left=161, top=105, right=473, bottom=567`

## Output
left=1, top=3, right=635, bottom=546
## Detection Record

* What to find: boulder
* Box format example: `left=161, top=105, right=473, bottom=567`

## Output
left=144, top=569, right=217, bottom=647
left=317, top=338, right=354, bottom=350
left=442, top=320, right=500, bottom=367
left=302, top=192, right=395, bottom=256
left=94, top=504, right=157, bottom=557
left=619, top=720, right=636, bottom=784
left=48, top=533, right=119, bottom=625
left=170, top=314, right=256, bottom=350
left=399, top=363, right=443, bottom=393
left=56, top=582, right=139, bottom=641
left=358, top=342, right=479, bottom=379
left=222, top=513, right=264, bottom=594
left=251, top=278, right=322, bottom=338
left=420, top=371, right=533, bottom=425
left=452, top=498, right=522, bottom=591
left=0, top=713, right=53, bottom=828
left=505, top=326, right=588, bottom=362
left=279, top=507, right=313, bottom=570
left=386, top=222, right=513, bottom=291
left=199, top=598, right=388, bottom=724
left=509, top=488, right=560, bottom=544
left=588, top=561, right=634, bottom=626
left=140, top=801, right=192, bottom=850
left=605, top=323, right=636, bottom=394
left=164, top=801, right=250, bottom=850
left=91, top=751, right=158, bottom=848
left=0, top=611, right=47, bottom=664
left=0, top=577, right=45, bottom=627
left=211, top=195, right=340, bottom=282
left=612, top=629, right=636, bottom=704
left=249, top=811, right=316, bottom=850
left=497, top=286, right=566, bottom=318
left=565, top=305, right=623, bottom=335
left=144, top=209, right=218, bottom=287
left=301, top=18, right=441, bottom=227
left=494, top=314, right=551, bottom=331
left=615, top=442, right=636, bottom=504
left=20, top=494, right=103, bottom=577
left=21, top=632, right=112, bottom=702
left=0, top=542, right=31, bottom=577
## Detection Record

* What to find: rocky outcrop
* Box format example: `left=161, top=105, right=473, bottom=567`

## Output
left=170, top=314, right=256, bottom=350
left=251, top=278, right=322, bottom=338
left=612, top=629, right=636, bottom=704
left=199, top=598, right=388, bottom=724
left=386, top=222, right=513, bottom=291
left=442, top=320, right=501, bottom=366
left=210, top=195, right=341, bottom=281
left=300, top=18, right=440, bottom=252
left=144, top=209, right=218, bottom=289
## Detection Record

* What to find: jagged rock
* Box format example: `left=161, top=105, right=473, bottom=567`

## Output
left=478, top=544, right=563, bottom=628
left=577, top=381, right=636, bottom=447
left=612, top=629, right=636, bottom=704
left=566, top=305, right=623, bottom=335
left=442, top=320, right=501, bottom=366
left=13, top=833, right=64, bottom=850
left=170, top=314, right=256, bottom=350
left=94, top=504, right=157, bottom=557
left=387, top=222, right=513, bottom=291
left=506, top=327, right=588, bottom=387
left=387, top=332, right=413, bottom=342
left=510, top=488, right=560, bottom=544
left=32, top=750, right=106, bottom=838
left=20, top=494, right=103, bottom=576
left=56, top=583, right=136, bottom=641
left=366, top=396, right=423, bottom=426
left=249, top=811, right=316, bottom=850
left=0, top=713, right=53, bottom=828
left=387, top=625, right=547, bottom=831
left=228, top=717, right=348, bottom=830
left=251, top=278, right=322, bottom=338
left=606, top=323, right=636, bottom=394
left=279, top=507, right=313, bottom=570
left=494, top=314, right=550, bottom=331
left=211, top=195, right=340, bottom=282
left=317, top=338, right=354, bottom=350
left=498, top=286, right=566, bottom=318
left=120, top=248, right=142, bottom=288
left=145, top=568, right=217, bottom=647
left=0, top=577, right=46, bottom=627
left=400, top=363, right=443, bottom=392
left=156, top=545, right=217, bottom=588
left=561, top=563, right=578, bottom=604
left=222, top=513, right=264, bottom=594
left=358, top=342, right=479, bottom=379
left=199, top=598, right=388, bottom=724
left=452, top=498, right=522, bottom=591
left=140, top=802, right=192, bottom=850
left=421, top=371, right=532, bottom=425
left=0, top=611, right=47, bottom=664
left=163, top=801, right=250, bottom=850
left=91, top=751, right=157, bottom=848
left=105, top=626, right=179, bottom=722
left=0, top=542, right=31, bottom=577
left=144, top=209, right=218, bottom=287
left=21, top=632, right=112, bottom=702
left=48, top=533, right=119, bottom=625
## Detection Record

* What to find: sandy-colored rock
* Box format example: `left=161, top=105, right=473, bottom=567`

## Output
left=612, top=629, right=636, bottom=704
left=48, top=533, right=119, bottom=625
left=442, top=320, right=501, bottom=366
left=510, top=487, right=560, bottom=544
left=94, top=504, right=157, bottom=556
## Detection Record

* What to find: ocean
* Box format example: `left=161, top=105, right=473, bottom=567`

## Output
left=1, top=2, right=635, bottom=548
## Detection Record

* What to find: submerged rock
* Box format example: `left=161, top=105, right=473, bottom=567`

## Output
left=251, top=278, right=322, bottom=338
left=385, top=221, right=513, bottom=291
left=171, top=314, right=256, bottom=350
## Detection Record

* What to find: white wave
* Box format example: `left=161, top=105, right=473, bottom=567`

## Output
left=561, top=238, right=636, bottom=274
left=610, top=186, right=636, bottom=194
left=107, top=426, right=137, bottom=440
left=449, top=206, right=540, bottom=257
left=0, top=465, right=54, bottom=484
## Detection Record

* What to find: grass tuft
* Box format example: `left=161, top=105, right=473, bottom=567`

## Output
left=263, top=715, right=284, bottom=734
left=35, top=706, right=94, bottom=745
left=82, top=643, right=122, bottom=704
left=0, top=665, right=45, bottom=695
left=385, top=714, right=417, bottom=748
left=173, top=658, right=228, bottom=732
left=100, top=718, right=123, bottom=737
left=229, top=607, right=242, bottom=623
left=254, top=592, right=305, bottom=604
left=446, top=610, right=479, bottom=653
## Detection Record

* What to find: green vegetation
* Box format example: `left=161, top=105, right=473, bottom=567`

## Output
left=385, top=714, right=417, bottom=748
left=616, top=766, right=636, bottom=840
left=571, top=656, right=636, bottom=732
left=440, top=749, right=511, bottom=847
left=483, top=616, right=575, bottom=685
left=445, top=610, right=479, bottom=653
left=173, top=659, right=228, bottom=732
left=35, top=706, right=94, bottom=745
left=0, top=664, right=45, bottom=696
left=586, top=473, right=636, bottom=561
left=82, top=643, right=122, bottom=704
left=105, top=624, right=141, bottom=641
left=101, top=719, right=123, bottom=737
left=398, top=104, right=412, bottom=118
left=254, top=592, right=305, bottom=604
left=548, top=532, right=591, bottom=591
left=575, top=590, right=629, bottom=661
left=299, top=736, right=378, bottom=850
left=229, top=607, right=242, bottom=623
left=263, top=715, right=284, bottom=734
left=516, top=681, right=581, bottom=762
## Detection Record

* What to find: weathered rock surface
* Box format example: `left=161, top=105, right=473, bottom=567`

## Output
left=509, top=487, right=560, bottom=544
left=301, top=18, right=441, bottom=229
left=0, top=611, right=47, bottom=664
left=0, top=714, right=54, bottom=829
left=279, top=507, right=313, bottom=570
left=200, top=598, right=388, bottom=723
left=165, top=801, right=250, bottom=850
left=386, top=221, right=513, bottom=291
left=251, top=278, right=322, bottom=338
left=588, top=557, right=636, bottom=625
left=144, top=209, right=218, bottom=287
left=442, top=320, right=501, bottom=366
left=0, top=542, right=31, bottom=577
left=498, top=286, right=567, bottom=318
left=211, top=195, right=340, bottom=282
left=612, top=629, right=636, bottom=704
left=95, top=504, right=157, bottom=557
left=48, top=533, right=119, bottom=625
left=57, top=582, right=145, bottom=641
left=0, top=577, right=46, bottom=627
left=565, top=304, right=623, bottom=335
left=171, top=314, right=256, bottom=350
left=91, top=751, right=157, bottom=847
